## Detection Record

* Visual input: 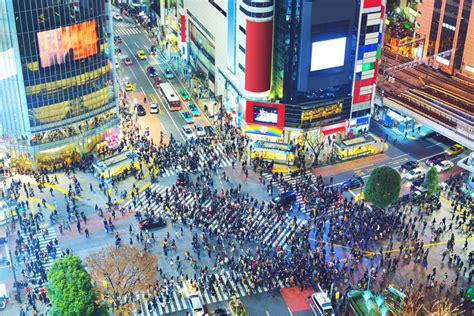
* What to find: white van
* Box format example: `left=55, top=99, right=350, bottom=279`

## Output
left=149, top=103, right=158, bottom=113
left=310, top=291, right=334, bottom=316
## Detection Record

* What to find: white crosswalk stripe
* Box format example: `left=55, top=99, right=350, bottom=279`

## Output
left=19, top=226, right=61, bottom=287
left=262, top=170, right=318, bottom=214
left=115, top=27, right=142, bottom=35
left=157, top=143, right=234, bottom=178
left=123, top=183, right=304, bottom=315
left=132, top=270, right=283, bottom=315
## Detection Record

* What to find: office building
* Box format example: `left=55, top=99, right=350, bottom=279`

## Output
left=0, top=0, right=119, bottom=170
left=416, top=0, right=474, bottom=77
left=164, top=0, right=385, bottom=144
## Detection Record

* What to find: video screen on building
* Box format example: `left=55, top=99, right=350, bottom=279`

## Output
left=253, top=106, right=278, bottom=124
left=37, top=20, right=98, bottom=68
left=310, top=37, right=346, bottom=71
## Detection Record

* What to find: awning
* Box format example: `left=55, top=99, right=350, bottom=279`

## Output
left=322, top=126, right=346, bottom=135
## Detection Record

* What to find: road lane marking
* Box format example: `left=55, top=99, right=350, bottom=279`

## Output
left=426, top=142, right=443, bottom=148
left=121, top=37, right=186, bottom=140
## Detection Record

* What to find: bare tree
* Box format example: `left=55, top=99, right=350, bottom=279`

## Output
left=400, top=288, right=425, bottom=316
left=85, top=245, right=157, bottom=313
left=426, top=298, right=463, bottom=316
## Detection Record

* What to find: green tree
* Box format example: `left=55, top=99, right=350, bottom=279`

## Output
left=46, top=255, right=107, bottom=316
left=364, top=166, right=401, bottom=208
left=423, top=167, right=439, bottom=196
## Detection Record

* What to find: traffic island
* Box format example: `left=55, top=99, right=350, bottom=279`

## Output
left=227, top=299, right=248, bottom=316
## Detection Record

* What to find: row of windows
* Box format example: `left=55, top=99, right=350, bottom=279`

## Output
left=239, top=6, right=274, bottom=19
left=242, top=0, right=274, bottom=8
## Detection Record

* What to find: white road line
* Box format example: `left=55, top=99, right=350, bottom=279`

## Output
left=121, top=38, right=186, bottom=140
left=426, top=142, right=443, bottom=148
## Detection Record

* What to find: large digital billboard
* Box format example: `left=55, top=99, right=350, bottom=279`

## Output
left=253, top=105, right=278, bottom=124
left=37, top=20, right=98, bottom=68
left=310, top=37, right=346, bottom=71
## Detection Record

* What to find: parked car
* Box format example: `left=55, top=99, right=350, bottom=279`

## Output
left=182, top=125, right=195, bottom=140
left=188, top=103, right=200, bottom=116
left=399, top=160, right=419, bottom=173
left=341, top=176, right=364, bottom=190
left=194, top=123, right=206, bottom=137
left=135, top=104, right=146, bottom=116
left=180, top=89, right=191, bottom=101
left=164, top=68, right=174, bottom=79
left=271, top=191, right=296, bottom=207
left=435, top=160, right=454, bottom=173
left=113, top=13, right=123, bottom=21
left=180, top=111, right=194, bottom=124
left=204, top=126, right=216, bottom=138
left=124, top=57, right=133, bottom=65
left=446, top=144, right=464, bottom=156
left=138, top=217, right=166, bottom=230
left=404, top=168, right=423, bottom=181
left=425, top=153, right=447, bottom=166
left=176, top=171, right=189, bottom=186
left=186, top=294, right=206, bottom=316
left=136, top=50, right=147, bottom=60
left=310, top=291, right=335, bottom=316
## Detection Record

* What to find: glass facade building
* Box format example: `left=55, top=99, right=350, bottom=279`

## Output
left=0, top=0, right=118, bottom=170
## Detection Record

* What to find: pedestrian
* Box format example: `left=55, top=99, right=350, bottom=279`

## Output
left=77, top=221, right=81, bottom=233
left=85, top=228, right=90, bottom=238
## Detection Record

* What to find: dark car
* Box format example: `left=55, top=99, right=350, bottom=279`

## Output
left=425, top=153, right=447, bottom=166
left=135, top=104, right=146, bottom=116
left=341, top=176, right=364, bottom=190
left=412, top=174, right=425, bottom=187
left=212, top=308, right=230, bottom=316
left=138, top=217, right=166, bottom=230
left=399, top=160, right=419, bottom=173
left=271, top=191, right=296, bottom=207
left=176, top=171, right=189, bottom=186
left=204, top=126, right=217, bottom=138
left=147, top=66, right=157, bottom=77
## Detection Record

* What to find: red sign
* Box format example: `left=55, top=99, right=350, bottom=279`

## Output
left=245, top=101, right=285, bottom=128
left=180, top=15, right=186, bottom=43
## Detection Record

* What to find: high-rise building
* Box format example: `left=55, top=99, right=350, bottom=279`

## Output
left=0, top=0, right=118, bottom=170
left=416, top=0, right=474, bottom=77
left=163, top=0, right=385, bottom=143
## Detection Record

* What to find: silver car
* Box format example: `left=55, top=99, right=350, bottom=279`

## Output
left=194, top=123, right=206, bottom=137
left=182, top=125, right=195, bottom=140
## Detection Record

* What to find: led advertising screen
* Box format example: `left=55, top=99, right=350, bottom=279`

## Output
left=253, top=105, right=278, bottom=124
left=37, top=20, right=98, bottom=68
left=310, top=37, right=346, bottom=71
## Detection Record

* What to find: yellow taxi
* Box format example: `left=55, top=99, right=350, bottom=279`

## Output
left=446, top=143, right=464, bottom=156
left=136, top=50, right=147, bottom=60
left=125, top=83, right=135, bottom=91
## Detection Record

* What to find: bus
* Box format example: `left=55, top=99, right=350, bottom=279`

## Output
left=160, top=82, right=181, bottom=111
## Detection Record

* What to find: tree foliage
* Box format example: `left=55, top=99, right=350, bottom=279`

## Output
left=46, top=255, right=106, bottom=316
left=423, top=167, right=440, bottom=196
left=364, top=166, right=401, bottom=208
left=86, top=245, right=157, bottom=312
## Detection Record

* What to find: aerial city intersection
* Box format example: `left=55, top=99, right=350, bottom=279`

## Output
left=0, top=0, right=472, bottom=315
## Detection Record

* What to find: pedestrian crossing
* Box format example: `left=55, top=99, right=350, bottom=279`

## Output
left=132, top=269, right=286, bottom=315
left=262, top=170, right=318, bottom=214
left=115, top=27, right=142, bottom=36
left=19, top=226, right=61, bottom=287
left=158, top=143, right=235, bottom=177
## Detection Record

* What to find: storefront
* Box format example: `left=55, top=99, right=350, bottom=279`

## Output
left=243, top=101, right=285, bottom=142
left=321, top=120, right=349, bottom=143
left=348, top=114, right=371, bottom=136
left=335, top=134, right=383, bottom=161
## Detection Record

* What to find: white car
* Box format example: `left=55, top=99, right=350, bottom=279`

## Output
left=115, top=61, right=120, bottom=69
left=149, top=103, right=158, bottom=114
left=186, top=294, right=205, bottom=315
left=435, top=160, right=454, bottom=173
left=182, top=125, right=195, bottom=140
left=404, top=168, right=423, bottom=181
left=194, top=123, right=206, bottom=137
left=113, top=14, right=123, bottom=21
